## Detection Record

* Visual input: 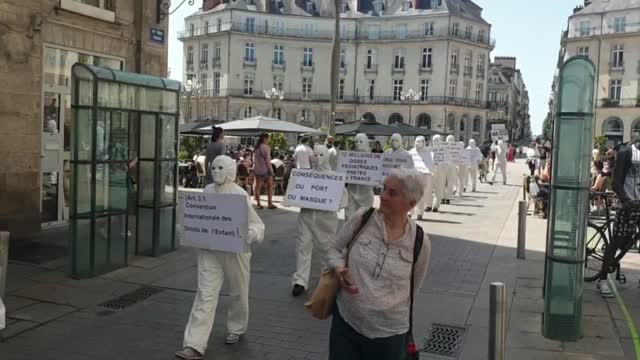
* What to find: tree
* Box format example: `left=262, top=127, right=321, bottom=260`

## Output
left=179, top=135, right=207, bottom=160
left=542, top=114, right=553, bottom=139
left=594, top=135, right=608, bottom=154
left=268, top=132, right=288, bottom=154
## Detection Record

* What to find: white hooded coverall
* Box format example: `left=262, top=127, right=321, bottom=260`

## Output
left=182, top=156, right=265, bottom=355
left=466, top=139, right=483, bottom=191
left=445, top=135, right=458, bottom=200
left=292, top=145, right=347, bottom=289
left=345, top=133, right=374, bottom=220
left=409, top=136, right=434, bottom=217
left=457, top=141, right=469, bottom=195
left=430, top=135, right=446, bottom=210
left=491, top=140, right=508, bottom=184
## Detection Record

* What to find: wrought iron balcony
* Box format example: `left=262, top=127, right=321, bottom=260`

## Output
left=300, top=62, right=315, bottom=73
left=364, top=64, right=378, bottom=74
left=419, top=64, right=433, bottom=74
left=463, top=66, right=473, bottom=77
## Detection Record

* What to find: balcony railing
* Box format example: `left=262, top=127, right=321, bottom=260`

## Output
left=463, top=66, right=473, bottom=77
left=450, top=63, right=459, bottom=75
left=212, top=57, right=221, bottom=68
left=178, top=22, right=495, bottom=46
left=391, top=65, right=405, bottom=74
left=567, top=22, right=640, bottom=39
left=364, top=64, right=378, bottom=74
left=476, top=70, right=485, bottom=79
left=272, top=61, right=286, bottom=71
left=205, top=89, right=491, bottom=108
left=243, top=58, right=257, bottom=68
left=599, top=98, right=640, bottom=108
left=199, top=60, right=208, bottom=70
left=609, top=61, right=624, bottom=72
left=301, top=62, right=315, bottom=73
left=419, top=64, right=433, bottom=73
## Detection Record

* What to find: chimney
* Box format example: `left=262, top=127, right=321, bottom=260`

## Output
left=203, top=0, right=221, bottom=11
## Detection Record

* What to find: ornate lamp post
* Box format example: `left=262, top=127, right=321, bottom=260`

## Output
left=263, top=87, right=285, bottom=118
left=181, top=79, right=201, bottom=121
left=400, top=88, right=421, bottom=125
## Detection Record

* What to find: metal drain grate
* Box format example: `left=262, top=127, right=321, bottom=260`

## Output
left=422, top=323, right=466, bottom=357
left=99, top=287, right=163, bottom=310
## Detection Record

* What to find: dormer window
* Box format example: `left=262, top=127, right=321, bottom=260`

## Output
left=305, top=1, right=315, bottom=13
left=340, top=1, right=349, bottom=13
left=373, top=0, right=383, bottom=14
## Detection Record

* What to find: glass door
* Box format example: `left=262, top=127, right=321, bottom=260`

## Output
left=41, top=91, right=66, bottom=224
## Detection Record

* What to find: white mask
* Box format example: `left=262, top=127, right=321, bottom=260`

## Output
left=211, top=155, right=237, bottom=185
left=498, top=140, right=505, bottom=147
left=415, top=136, right=426, bottom=149
left=446, top=135, right=456, bottom=144
left=432, top=135, right=442, bottom=146
left=354, top=133, right=369, bottom=152
left=313, top=144, right=332, bottom=171
left=391, top=133, right=403, bottom=150
left=469, top=139, right=477, bottom=148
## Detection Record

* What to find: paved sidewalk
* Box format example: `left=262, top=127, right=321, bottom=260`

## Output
left=0, top=160, right=637, bottom=359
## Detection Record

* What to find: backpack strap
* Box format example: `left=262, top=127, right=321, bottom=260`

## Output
left=409, top=225, right=424, bottom=336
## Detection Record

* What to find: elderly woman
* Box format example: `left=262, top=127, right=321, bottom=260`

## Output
left=327, top=169, right=431, bottom=360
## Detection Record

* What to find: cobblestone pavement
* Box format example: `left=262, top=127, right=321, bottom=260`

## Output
left=0, top=160, right=635, bottom=359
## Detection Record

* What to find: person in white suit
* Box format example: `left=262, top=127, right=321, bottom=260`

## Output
left=489, top=140, right=508, bottom=185
left=430, top=134, right=445, bottom=212
left=444, top=135, right=458, bottom=203
left=466, top=139, right=483, bottom=192
left=457, top=141, right=469, bottom=196
left=176, top=155, right=265, bottom=360
left=409, top=136, right=434, bottom=219
left=292, top=145, right=346, bottom=297
left=345, top=133, right=375, bottom=220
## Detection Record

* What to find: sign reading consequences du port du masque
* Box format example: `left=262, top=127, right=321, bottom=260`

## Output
left=284, top=169, right=346, bottom=211
left=337, top=151, right=384, bottom=186
left=181, top=192, right=248, bottom=253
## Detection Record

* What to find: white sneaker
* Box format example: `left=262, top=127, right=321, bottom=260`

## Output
left=225, top=333, right=241, bottom=344
left=598, top=280, right=614, bottom=298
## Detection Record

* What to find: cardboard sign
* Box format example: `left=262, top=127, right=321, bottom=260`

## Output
left=410, top=150, right=432, bottom=174
left=462, top=149, right=472, bottom=165
left=382, top=150, right=414, bottom=178
left=490, top=124, right=509, bottom=141
left=448, top=143, right=462, bottom=163
left=284, top=169, right=346, bottom=211
left=337, top=151, right=383, bottom=186
left=181, top=192, right=248, bottom=253
left=430, top=145, right=447, bottom=165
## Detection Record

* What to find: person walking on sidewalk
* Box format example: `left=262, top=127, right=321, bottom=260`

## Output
left=204, top=127, right=225, bottom=185
left=253, top=133, right=277, bottom=209
left=327, top=170, right=431, bottom=360
left=489, top=140, right=508, bottom=185
left=175, top=156, right=265, bottom=360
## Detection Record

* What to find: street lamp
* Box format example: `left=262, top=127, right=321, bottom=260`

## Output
left=263, top=87, right=285, bottom=119
left=400, top=88, right=421, bottom=125
left=181, top=78, right=201, bottom=121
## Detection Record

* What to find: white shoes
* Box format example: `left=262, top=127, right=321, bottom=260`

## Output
left=225, top=333, right=241, bottom=344
left=597, top=280, right=614, bottom=298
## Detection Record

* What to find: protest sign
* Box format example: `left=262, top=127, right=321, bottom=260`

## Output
left=381, top=151, right=414, bottom=178
left=337, top=151, right=383, bottom=185
left=490, top=124, right=509, bottom=141
left=410, top=151, right=432, bottom=174
left=181, top=192, right=248, bottom=253
left=448, top=142, right=462, bottom=163
left=284, top=169, right=345, bottom=211
left=430, top=145, right=447, bottom=165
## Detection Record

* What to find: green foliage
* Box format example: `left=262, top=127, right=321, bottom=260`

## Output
left=335, top=136, right=354, bottom=151
left=179, top=135, right=207, bottom=160
left=594, top=135, right=608, bottom=154
left=268, top=132, right=288, bottom=152
left=542, top=114, right=553, bottom=140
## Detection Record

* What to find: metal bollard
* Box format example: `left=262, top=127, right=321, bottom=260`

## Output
left=0, top=232, right=9, bottom=298
left=517, top=200, right=527, bottom=259
left=489, top=282, right=507, bottom=360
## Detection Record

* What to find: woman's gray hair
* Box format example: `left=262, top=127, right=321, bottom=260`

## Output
left=386, top=169, right=425, bottom=203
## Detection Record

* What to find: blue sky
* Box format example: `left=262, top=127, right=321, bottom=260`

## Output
left=168, top=0, right=580, bottom=134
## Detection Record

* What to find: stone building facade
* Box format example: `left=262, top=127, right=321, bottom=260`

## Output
left=561, top=0, right=640, bottom=146
left=180, top=0, right=494, bottom=142
left=0, top=0, right=168, bottom=237
left=487, top=56, right=530, bottom=143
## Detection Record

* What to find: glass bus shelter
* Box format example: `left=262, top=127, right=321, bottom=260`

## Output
left=70, top=63, right=180, bottom=278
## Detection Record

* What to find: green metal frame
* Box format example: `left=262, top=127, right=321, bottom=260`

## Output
left=70, top=63, right=180, bottom=278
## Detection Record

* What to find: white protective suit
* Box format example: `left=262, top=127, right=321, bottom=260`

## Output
left=490, top=140, right=508, bottom=185
left=431, top=135, right=445, bottom=211
left=409, top=136, right=434, bottom=218
left=327, top=141, right=339, bottom=171
left=345, top=133, right=375, bottom=220
left=182, top=155, right=265, bottom=355
left=292, top=145, right=346, bottom=289
left=383, top=133, right=415, bottom=176
left=466, top=139, right=483, bottom=192
left=444, top=135, right=458, bottom=202
left=457, top=141, right=469, bottom=195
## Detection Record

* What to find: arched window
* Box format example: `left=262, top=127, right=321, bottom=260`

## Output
left=361, top=112, right=376, bottom=122
left=388, top=113, right=404, bottom=124
left=240, top=106, right=253, bottom=119
left=473, top=116, right=481, bottom=133
left=603, top=117, right=623, bottom=147
left=416, top=113, right=431, bottom=129
left=459, top=117, right=467, bottom=132
left=632, top=119, right=640, bottom=139
left=447, top=113, right=456, bottom=133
